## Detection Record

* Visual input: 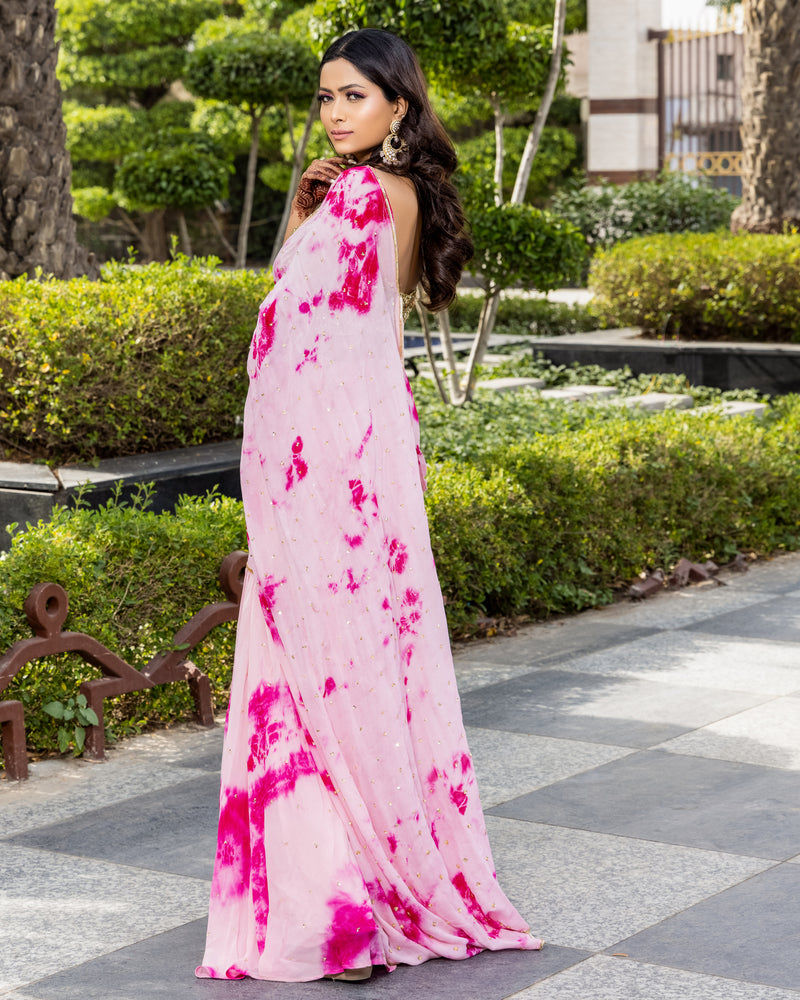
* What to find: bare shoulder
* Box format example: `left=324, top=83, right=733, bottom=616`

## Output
left=372, top=169, right=419, bottom=220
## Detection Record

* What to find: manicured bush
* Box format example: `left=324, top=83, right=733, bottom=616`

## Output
left=552, top=172, right=739, bottom=251
left=469, top=202, right=588, bottom=291
left=1, top=273, right=600, bottom=467
left=4, top=395, right=800, bottom=762
left=590, top=231, right=800, bottom=341
left=0, top=255, right=270, bottom=463
left=0, top=486, right=247, bottom=756
left=428, top=395, right=800, bottom=627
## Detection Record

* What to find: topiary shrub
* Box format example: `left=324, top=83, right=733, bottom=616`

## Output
left=469, top=202, right=588, bottom=292
left=0, top=255, right=270, bottom=463
left=590, top=231, right=800, bottom=341
left=552, top=171, right=739, bottom=251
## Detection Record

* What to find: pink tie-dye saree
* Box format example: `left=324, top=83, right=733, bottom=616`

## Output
left=196, top=165, right=541, bottom=982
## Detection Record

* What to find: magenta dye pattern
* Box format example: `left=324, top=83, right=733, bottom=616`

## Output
left=196, top=166, right=541, bottom=983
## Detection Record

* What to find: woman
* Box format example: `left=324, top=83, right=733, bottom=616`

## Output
left=196, top=27, right=542, bottom=984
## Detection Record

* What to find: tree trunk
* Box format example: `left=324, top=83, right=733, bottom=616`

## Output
left=731, top=0, right=800, bottom=233
left=271, top=94, right=318, bottom=264
left=462, top=0, right=565, bottom=381
left=176, top=211, right=192, bottom=257
left=490, top=94, right=504, bottom=207
left=143, top=209, right=168, bottom=262
left=237, top=112, right=263, bottom=268
left=0, top=0, right=98, bottom=280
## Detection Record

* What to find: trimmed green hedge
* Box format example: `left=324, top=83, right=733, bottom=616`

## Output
left=590, top=231, right=800, bottom=341
left=4, top=396, right=800, bottom=761
left=428, top=396, right=800, bottom=626
left=0, top=257, right=600, bottom=465
left=0, top=487, right=246, bottom=754
left=0, top=256, right=270, bottom=463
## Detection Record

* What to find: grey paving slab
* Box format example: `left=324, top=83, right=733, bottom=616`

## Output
left=0, top=762, right=213, bottom=839
left=485, top=817, right=769, bottom=953
left=488, top=750, right=800, bottom=860
left=684, top=594, right=800, bottom=643
left=452, top=622, right=656, bottom=669
left=510, top=954, right=800, bottom=1000
left=657, top=695, right=800, bottom=770
left=563, top=631, right=800, bottom=696
left=20, top=917, right=586, bottom=1000
left=609, top=864, right=800, bottom=992
left=718, top=553, right=800, bottom=593
left=583, top=586, right=781, bottom=630
left=114, top=723, right=224, bottom=768
left=6, top=773, right=220, bottom=878
left=454, top=659, right=549, bottom=694
left=466, top=727, right=633, bottom=808
left=459, top=669, right=764, bottom=748
left=0, top=724, right=223, bottom=838
left=0, top=844, right=209, bottom=993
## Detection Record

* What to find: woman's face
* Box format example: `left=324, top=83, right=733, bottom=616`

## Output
left=318, top=58, right=407, bottom=163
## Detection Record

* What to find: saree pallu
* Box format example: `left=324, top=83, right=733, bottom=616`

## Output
left=197, top=165, right=542, bottom=982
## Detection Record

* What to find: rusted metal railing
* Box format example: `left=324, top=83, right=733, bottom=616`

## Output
left=0, top=550, right=247, bottom=781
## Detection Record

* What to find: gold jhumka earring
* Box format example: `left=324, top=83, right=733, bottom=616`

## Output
left=380, top=119, right=408, bottom=164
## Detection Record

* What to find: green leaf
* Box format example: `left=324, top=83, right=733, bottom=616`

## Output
left=58, top=728, right=71, bottom=754
left=74, top=726, right=86, bottom=753
left=81, top=707, right=100, bottom=727
left=43, top=701, right=65, bottom=719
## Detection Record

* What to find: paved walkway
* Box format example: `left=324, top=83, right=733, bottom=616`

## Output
left=2, top=553, right=800, bottom=999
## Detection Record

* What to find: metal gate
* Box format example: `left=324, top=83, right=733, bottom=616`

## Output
left=651, top=18, right=743, bottom=195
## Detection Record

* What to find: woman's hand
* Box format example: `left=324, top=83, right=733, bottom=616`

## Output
left=292, top=158, right=348, bottom=220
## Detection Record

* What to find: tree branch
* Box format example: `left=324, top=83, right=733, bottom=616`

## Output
left=205, top=206, right=237, bottom=261
left=510, top=0, right=567, bottom=205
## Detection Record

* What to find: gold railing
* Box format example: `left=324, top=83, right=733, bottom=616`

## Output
left=664, top=151, right=742, bottom=176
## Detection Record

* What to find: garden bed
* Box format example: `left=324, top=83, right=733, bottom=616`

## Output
left=524, top=327, right=800, bottom=395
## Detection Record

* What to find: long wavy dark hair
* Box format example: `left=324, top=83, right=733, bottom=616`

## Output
left=320, top=28, right=472, bottom=312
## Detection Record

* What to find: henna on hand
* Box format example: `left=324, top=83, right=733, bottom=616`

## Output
left=294, top=177, right=331, bottom=218
left=292, top=158, right=347, bottom=220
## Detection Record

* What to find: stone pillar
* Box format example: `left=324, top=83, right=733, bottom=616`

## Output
left=587, top=0, right=661, bottom=182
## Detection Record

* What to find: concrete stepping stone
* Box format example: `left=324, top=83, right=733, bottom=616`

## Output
left=480, top=353, right=526, bottom=366
left=416, top=353, right=525, bottom=378
left=692, top=400, right=768, bottom=419
left=475, top=377, right=547, bottom=392
left=617, top=392, right=694, bottom=411
left=538, top=385, right=618, bottom=401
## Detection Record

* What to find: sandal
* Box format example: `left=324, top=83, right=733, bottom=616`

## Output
left=324, top=966, right=373, bottom=982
